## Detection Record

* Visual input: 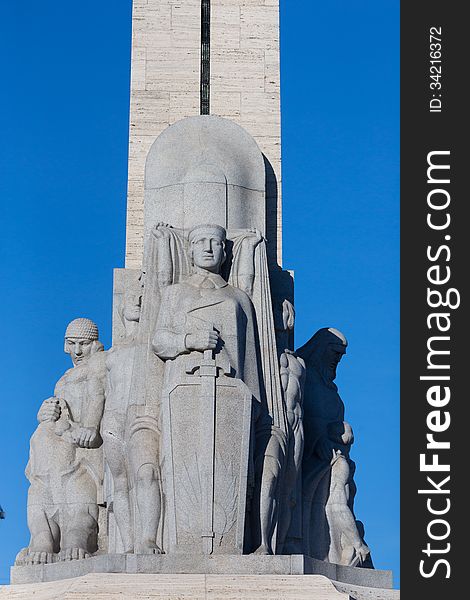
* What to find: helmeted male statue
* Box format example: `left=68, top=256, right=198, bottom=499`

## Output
left=299, top=327, right=371, bottom=566
left=16, top=319, right=104, bottom=566
left=153, top=224, right=271, bottom=554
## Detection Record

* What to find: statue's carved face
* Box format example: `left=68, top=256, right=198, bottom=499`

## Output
left=323, top=342, right=347, bottom=382
left=65, top=337, right=94, bottom=366
left=123, top=292, right=142, bottom=323
left=191, top=230, right=225, bottom=273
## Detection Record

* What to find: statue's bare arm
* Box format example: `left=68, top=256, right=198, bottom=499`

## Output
left=73, top=355, right=106, bottom=449
left=327, top=457, right=370, bottom=563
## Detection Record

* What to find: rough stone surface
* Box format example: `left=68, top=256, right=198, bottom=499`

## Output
left=10, top=554, right=392, bottom=588
left=126, top=0, right=282, bottom=269
left=333, top=581, right=400, bottom=600
left=2, top=573, right=350, bottom=600
left=142, top=116, right=267, bottom=254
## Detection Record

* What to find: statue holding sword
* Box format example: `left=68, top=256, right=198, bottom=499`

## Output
left=153, top=224, right=272, bottom=554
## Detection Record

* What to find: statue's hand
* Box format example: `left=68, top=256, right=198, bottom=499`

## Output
left=152, top=222, right=172, bottom=239
left=342, top=422, right=354, bottom=446
left=315, top=436, right=335, bottom=462
left=185, top=329, right=220, bottom=352
left=37, top=398, right=61, bottom=423
left=73, top=427, right=100, bottom=449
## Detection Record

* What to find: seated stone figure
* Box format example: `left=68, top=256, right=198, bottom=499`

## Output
left=15, top=319, right=104, bottom=566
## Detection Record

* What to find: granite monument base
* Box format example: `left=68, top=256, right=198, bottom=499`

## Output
left=10, top=554, right=392, bottom=589
left=2, top=573, right=350, bottom=600
left=3, top=571, right=401, bottom=600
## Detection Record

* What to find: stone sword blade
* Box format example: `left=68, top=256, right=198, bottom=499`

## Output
left=199, top=348, right=217, bottom=555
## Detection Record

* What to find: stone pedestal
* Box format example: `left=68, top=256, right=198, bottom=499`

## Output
left=10, top=554, right=393, bottom=589
left=2, top=572, right=402, bottom=600
left=3, top=573, right=348, bottom=600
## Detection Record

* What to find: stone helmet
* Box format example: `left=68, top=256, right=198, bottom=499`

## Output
left=65, top=318, right=99, bottom=341
left=64, top=318, right=103, bottom=356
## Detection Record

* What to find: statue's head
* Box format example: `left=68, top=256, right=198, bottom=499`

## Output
left=119, top=274, right=143, bottom=326
left=296, top=327, right=347, bottom=385
left=117, top=288, right=142, bottom=341
left=188, top=224, right=227, bottom=274
left=323, top=327, right=347, bottom=381
left=120, top=291, right=142, bottom=324
left=64, top=318, right=103, bottom=366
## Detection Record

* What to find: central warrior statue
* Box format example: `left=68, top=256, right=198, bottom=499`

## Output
left=153, top=224, right=272, bottom=554
left=153, top=224, right=263, bottom=403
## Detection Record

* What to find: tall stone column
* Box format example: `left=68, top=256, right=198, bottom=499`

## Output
left=125, top=0, right=282, bottom=269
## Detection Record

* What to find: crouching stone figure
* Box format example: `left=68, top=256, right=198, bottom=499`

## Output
left=15, top=318, right=104, bottom=566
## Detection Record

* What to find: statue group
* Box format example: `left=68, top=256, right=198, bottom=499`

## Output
left=16, top=116, right=371, bottom=571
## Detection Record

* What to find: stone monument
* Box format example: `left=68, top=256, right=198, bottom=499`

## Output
left=8, top=2, right=398, bottom=599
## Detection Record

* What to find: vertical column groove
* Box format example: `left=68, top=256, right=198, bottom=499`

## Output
left=200, top=0, right=211, bottom=114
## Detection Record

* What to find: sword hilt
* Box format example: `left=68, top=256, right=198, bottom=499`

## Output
left=186, top=348, right=231, bottom=376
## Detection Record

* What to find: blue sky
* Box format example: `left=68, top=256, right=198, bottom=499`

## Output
left=0, top=0, right=399, bottom=587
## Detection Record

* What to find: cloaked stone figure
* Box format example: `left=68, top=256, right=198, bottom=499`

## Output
left=16, top=319, right=104, bottom=566
left=153, top=224, right=263, bottom=403
left=153, top=224, right=271, bottom=555
left=299, top=327, right=370, bottom=566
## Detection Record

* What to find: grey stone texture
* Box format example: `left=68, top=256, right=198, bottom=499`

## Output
left=3, top=573, right=351, bottom=600
left=143, top=116, right=267, bottom=258
left=333, top=581, right=400, bottom=600
left=126, top=0, right=282, bottom=270
left=10, top=554, right=392, bottom=588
